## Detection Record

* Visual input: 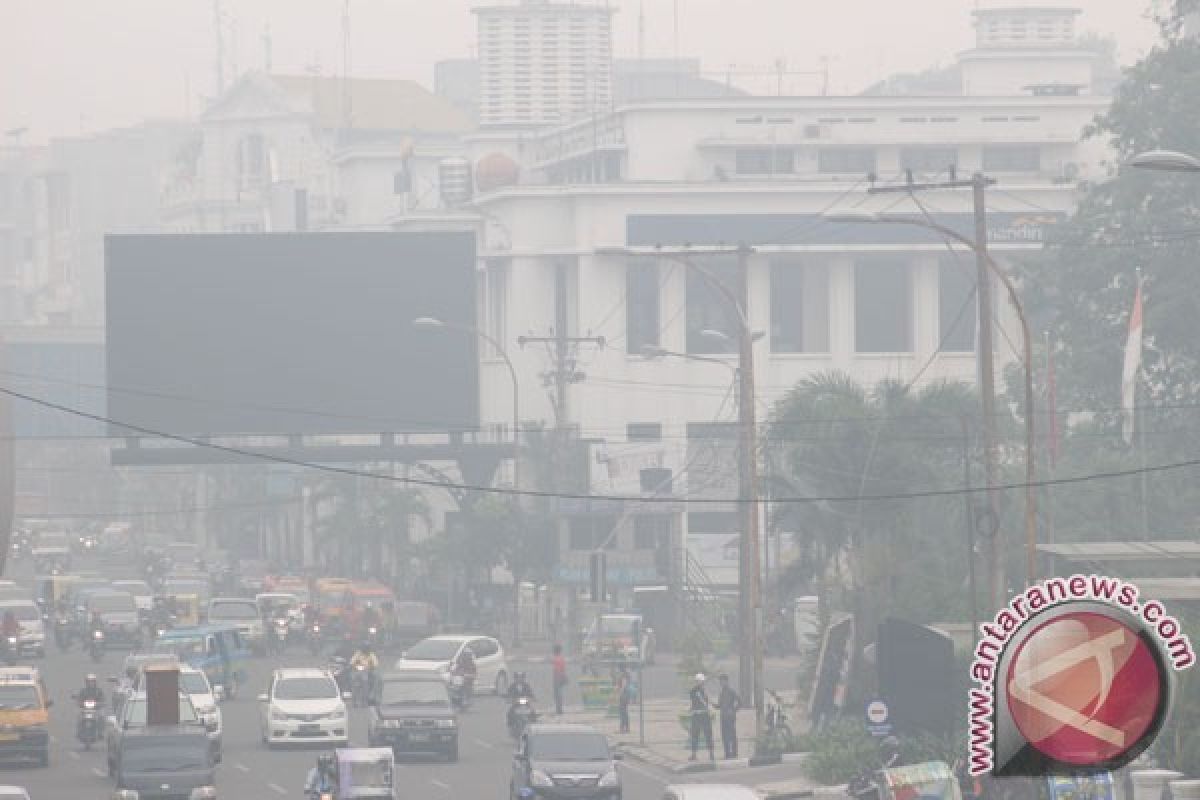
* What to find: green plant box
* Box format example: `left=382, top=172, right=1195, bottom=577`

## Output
left=578, top=677, right=614, bottom=710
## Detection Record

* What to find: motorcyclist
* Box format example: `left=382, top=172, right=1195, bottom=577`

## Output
left=453, top=646, right=478, bottom=698
left=506, top=671, right=536, bottom=732
left=303, top=752, right=337, bottom=798
left=77, top=674, right=105, bottom=705
left=349, top=642, right=380, bottom=701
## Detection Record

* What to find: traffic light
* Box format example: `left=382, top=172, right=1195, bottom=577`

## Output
left=589, top=551, right=607, bottom=603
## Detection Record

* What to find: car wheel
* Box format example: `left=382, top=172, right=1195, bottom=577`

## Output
left=495, top=670, right=508, bottom=696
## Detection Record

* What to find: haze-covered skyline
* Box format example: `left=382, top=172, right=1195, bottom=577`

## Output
left=4, top=0, right=1159, bottom=144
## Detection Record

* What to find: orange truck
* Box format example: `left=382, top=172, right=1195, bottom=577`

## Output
left=343, top=582, right=396, bottom=638
left=314, top=578, right=354, bottom=627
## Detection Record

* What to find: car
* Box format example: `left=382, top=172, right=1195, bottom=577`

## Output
left=113, top=725, right=215, bottom=799
left=0, top=600, right=45, bottom=658
left=177, top=666, right=222, bottom=761
left=0, top=787, right=30, bottom=800
left=206, top=597, right=264, bottom=652
left=258, top=667, right=348, bottom=748
left=661, top=786, right=760, bottom=800
left=393, top=634, right=510, bottom=695
left=82, top=589, right=142, bottom=647
left=105, top=690, right=205, bottom=777
left=368, top=673, right=458, bottom=761
left=511, top=723, right=622, bottom=800
left=0, top=670, right=50, bottom=767
left=111, top=580, right=155, bottom=615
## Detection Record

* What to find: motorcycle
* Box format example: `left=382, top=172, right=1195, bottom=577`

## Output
left=351, top=663, right=371, bottom=707
left=89, top=629, right=106, bottom=662
left=848, top=736, right=902, bottom=800
left=448, top=668, right=474, bottom=710
left=508, top=696, right=537, bottom=740
left=269, top=616, right=290, bottom=656
left=763, top=689, right=794, bottom=754
left=307, top=622, right=323, bottom=655
left=55, top=616, right=73, bottom=651
left=77, top=698, right=101, bottom=750
left=364, top=624, right=381, bottom=649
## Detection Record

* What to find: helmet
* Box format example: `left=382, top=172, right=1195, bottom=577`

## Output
left=85, top=674, right=98, bottom=687
left=317, top=753, right=334, bottom=772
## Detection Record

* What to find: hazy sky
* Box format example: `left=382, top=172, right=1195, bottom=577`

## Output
left=3, top=0, right=1161, bottom=144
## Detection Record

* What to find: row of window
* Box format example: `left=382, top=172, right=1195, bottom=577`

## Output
left=733, top=144, right=1041, bottom=176
left=626, top=259, right=978, bottom=356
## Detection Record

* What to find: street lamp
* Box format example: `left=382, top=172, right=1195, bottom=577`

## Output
left=1128, top=149, right=1200, bottom=173
left=824, top=210, right=1039, bottom=587
left=601, top=244, right=766, bottom=740
left=411, top=316, right=524, bottom=643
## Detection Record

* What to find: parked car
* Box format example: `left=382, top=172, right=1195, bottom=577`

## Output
left=511, top=723, right=622, bottom=800
left=393, top=634, right=509, bottom=695
left=258, top=667, right=349, bottom=748
left=368, top=673, right=458, bottom=761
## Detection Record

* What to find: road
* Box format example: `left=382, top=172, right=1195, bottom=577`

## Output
left=7, top=560, right=806, bottom=798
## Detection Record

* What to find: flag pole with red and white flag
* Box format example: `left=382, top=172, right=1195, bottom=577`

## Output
left=1121, top=275, right=1144, bottom=445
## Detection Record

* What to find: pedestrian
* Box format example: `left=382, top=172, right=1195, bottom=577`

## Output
left=552, top=643, right=568, bottom=716
left=717, top=673, right=741, bottom=759
left=615, top=666, right=632, bottom=734
left=688, top=673, right=715, bottom=762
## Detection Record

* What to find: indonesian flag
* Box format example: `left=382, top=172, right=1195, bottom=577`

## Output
left=1121, top=278, right=1144, bottom=445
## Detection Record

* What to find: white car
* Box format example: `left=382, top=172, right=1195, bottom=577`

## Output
left=0, top=787, right=30, bottom=800
left=259, top=668, right=348, bottom=748
left=393, top=634, right=510, bottom=695
left=662, top=786, right=761, bottom=800
left=179, top=666, right=223, bottom=759
left=0, top=601, right=44, bottom=658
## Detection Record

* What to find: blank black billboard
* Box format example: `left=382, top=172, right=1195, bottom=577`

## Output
left=105, top=232, right=478, bottom=436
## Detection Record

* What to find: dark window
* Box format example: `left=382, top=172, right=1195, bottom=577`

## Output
left=626, top=262, right=660, bottom=353
left=854, top=258, right=912, bottom=352
left=568, top=517, right=617, bottom=550
left=982, top=145, right=1041, bottom=172
left=626, top=423, right=662, bottom=442
left=734, top=148, right=794, bottom=175
left=938, top=259, right=976, bottom=353
left=899, top=147, right=958, bottom=175
left=685, top=257, right=739, bottom=354
left=817, top=147, right=876, bottom=175
left=770, top=261, right=829, bottom=353
left=633, top=515, right=670, bottom=550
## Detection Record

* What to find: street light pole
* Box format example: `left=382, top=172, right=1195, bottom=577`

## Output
left=412, top=316, right=523, bottom=642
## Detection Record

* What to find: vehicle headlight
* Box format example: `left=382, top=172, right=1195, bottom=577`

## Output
left=270, top=710, right=289, bottom=722
left=529, top=769, right=554, bottom=788
left=598, top=769, right=620, bottom=787
left=435, top=719, right=455, bottom=729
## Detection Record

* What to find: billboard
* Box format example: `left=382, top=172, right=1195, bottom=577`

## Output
left=105, top=232, right=478, bottom=436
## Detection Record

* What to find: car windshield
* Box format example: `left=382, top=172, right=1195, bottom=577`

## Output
left=90, top=594, right=135, bottom=613
left=598, top=617, right=638, bottom=635
left=179, top=672, right=210, bottom=695
left=1, top=604, right=39, bottom=621
left=209, top=601, right=258, bottom=620
left=123, top=696, right=199, bottom=726
left=120, top=739, right=209, bottom=772
left=380, top=681, right=449, bottom=706
left=529, top=733, right=611, bottom=761
left=153, top=636, right=206, bottom=659
left=275, top=677, right=337, bottom=700
left=113, top=581, right=151, bottom=596
left=404, top=639, right=461, bottom=661
left=0, top=685, right=40, bottom=710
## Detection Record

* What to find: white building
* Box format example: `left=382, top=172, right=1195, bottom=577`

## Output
left=473, top=0, right=615, bottom=128
left=433, top=4, right=1113, bottom=591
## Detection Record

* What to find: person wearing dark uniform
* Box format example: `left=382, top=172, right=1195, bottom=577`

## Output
left=716, top=673, right=741, bottom=759
left=688, top=673, right=714, bottom=762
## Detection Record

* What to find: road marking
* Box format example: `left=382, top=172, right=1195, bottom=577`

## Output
left=430, top=779, right=451, bottom=790
left=234, top=762, right=250, bottom=772
left=267, top=783, right=287, bottom=795
left=474, top=737, right=494, bottom=749
left=91, top=767, right=106, bottom=778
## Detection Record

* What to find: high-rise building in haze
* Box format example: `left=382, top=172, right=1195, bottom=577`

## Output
left=473, top=0, right=615, bottom=128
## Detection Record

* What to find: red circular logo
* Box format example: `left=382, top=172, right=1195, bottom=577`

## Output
left=1006, top=611, right=1163, bottom=766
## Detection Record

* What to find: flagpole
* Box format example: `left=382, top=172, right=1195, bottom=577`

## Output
left=1136, top=267, right=1150, bottom=542
left=1044, top=331, right=1056, bottom=546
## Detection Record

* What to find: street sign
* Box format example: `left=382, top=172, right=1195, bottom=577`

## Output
left=866, top=698, right=893, bottom=737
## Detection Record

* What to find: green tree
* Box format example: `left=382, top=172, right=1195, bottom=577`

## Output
left=314, top=473, right=428, bottom=579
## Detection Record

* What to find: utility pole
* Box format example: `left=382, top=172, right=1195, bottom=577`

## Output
left=868, top=173, right=1002, bottom=608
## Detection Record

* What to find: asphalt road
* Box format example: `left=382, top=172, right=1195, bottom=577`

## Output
left=6, top=557, right=807, bottom=799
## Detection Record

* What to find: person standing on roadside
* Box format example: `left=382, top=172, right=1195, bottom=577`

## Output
left=615, top=665, right=632, bottom=734
left=688, top=673, right=715, bottom=762
left=551, top=643, right=568, bottom=715
left=716, top=673, right=741, bottom=759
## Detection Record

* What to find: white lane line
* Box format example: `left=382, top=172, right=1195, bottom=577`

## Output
left=91, top=767, right=106, bottom=778
left=234, top=762, right=250, bottom=772
left=69, top=751, right=80, bottom=760
left=474, top=737, right=494, bottom=749
left=430, top=779, right=451, bottom=791
left=267, top=783, right=287, bottom=795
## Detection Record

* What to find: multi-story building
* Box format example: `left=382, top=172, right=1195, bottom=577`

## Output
left=473, top=0, right=615, bottom=128
left=438, top=4, right=1113, bottom=597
